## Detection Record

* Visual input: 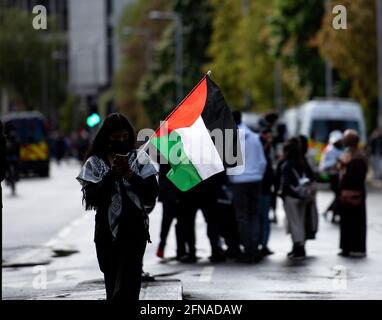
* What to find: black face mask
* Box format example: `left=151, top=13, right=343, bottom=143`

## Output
left=108, top=140, right=130, bottom=155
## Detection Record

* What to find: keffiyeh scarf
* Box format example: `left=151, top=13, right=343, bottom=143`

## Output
left=77, top=150, right=157, bottom=240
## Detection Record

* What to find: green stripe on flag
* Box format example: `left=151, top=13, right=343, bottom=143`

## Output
left=151, top=132, right=202, bottom=191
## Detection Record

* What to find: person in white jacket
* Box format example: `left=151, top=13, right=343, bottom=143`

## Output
left=319, top=130, right=344, bottom=222
left=229, top=111, right=266, bottom=263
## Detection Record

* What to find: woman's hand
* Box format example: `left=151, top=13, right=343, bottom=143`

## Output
left=112, top=154, right=136, bottom=180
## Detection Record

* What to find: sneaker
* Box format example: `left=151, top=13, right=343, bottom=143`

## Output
left=142, top=271, right=155, bottom=282
left=338, top=251, right=350, bottom=257
left=350, top=251, right=366, bottom=258
left=260, top=247, right=274, bottom=257
left=235, top=253, right=254, bottom=264
left=287, top=245, right=296, bottom=258
left=289, top=245, right=306, bottom=260
left=179, top=254, right=197, bottom=263
left=253, top=251, right=264, bottom=263
left=224, top=248, right=242, bottom=259
left=209, top=252, right=226, bottom=263
left=156, top=246, right=164, bottom=259
left=289, top=252, right=306, bottom=260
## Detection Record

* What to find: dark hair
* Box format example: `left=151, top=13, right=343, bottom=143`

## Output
left=232, top=111, right=242, bottom=125
left=264, top=112, right=279, bottom=126
left=297, top=135, right=309, bottom=155
left=85, top=113, right=136, bottom=160
left=343, top=129, right=359, bottom=148
left=283, top=138, right=302, bottom=162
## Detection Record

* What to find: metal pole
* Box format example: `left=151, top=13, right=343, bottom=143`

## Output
left=174, top=14, right=183, bottom=104
left=377, top=0, right=382, bottom=128
left=92, top=40, right=99, bottom=88
left=325, top=60, right=333, bottom=98
left=274, top=60, right=283, bottom=114
left=241, top=0, right=252, bottom=109
left=41, top=60, right=48, bottom=115
left=241, top=0, right=249, bottom=16
left=325, top=0, right=333, bottom=98
left=149, top=11, right=183, bottom=104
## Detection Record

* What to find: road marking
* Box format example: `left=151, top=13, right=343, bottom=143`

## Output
left=199, top=266, right=214, bottom=282
left=7, top=214, right=90, bottom=264
left=57, top=227, right=72, bottom=239
left=45, top=239, right=58, bottom=247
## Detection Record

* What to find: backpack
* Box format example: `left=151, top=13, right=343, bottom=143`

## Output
left=292, top=169, right=316, bottom=201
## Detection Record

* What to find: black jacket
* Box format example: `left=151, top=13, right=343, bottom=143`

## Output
left=262, top=152, right=274, bottom=195
left=280, top=159, right=307, bottom=199
left=83, top=166, right=158, bottom=243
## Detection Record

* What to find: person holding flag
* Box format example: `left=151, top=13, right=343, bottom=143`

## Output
left=149, top=72, right=242, bottom=262
left=77, top=73, right=241, bottom=300
left=77, top=113, right=158, bottom=301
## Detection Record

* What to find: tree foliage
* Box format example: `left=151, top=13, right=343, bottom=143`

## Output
left=114, top=0, right=169, bottom=130
left=138, top=0, right=213, bottom=126
left=272, top=0, right=326, bottom=99
left=206, top=0, right=304, bottom=112
left=0, top=8, right=64, bottom=113
left=316, top=0, right=378, bottom=129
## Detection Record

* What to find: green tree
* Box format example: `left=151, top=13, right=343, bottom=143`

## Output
left=206, top=0, right=302, bottom=112
left=205, top=0, right=243, bottom=109
left=316, top=0, right=378, bottom=130
left=272, top=0, right=326, bottom=99
left=0, top=8, right=65, bottom=114
left=114, top=0, right=169, bottom=130
left=138, top=0, right=213, bottom=125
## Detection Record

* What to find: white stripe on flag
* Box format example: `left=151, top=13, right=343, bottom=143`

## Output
left=175, top=116, right=225, bottom=180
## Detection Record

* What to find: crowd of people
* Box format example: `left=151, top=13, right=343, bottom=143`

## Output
left=156, top=111, right=371, bottom=263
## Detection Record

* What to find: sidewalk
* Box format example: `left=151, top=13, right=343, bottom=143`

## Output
left=2, top=206, right=182, bottom=300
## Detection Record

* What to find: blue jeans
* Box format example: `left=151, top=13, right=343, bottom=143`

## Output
left=259, top=194, right=272, bottom=248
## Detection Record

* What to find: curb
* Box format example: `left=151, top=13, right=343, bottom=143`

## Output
left=26, top=278, right=183, bottom=300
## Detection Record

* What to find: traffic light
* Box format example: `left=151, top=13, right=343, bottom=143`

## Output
left=86, top=113, right=101, bottom=128
left=86, top=96, right=101, bottom=128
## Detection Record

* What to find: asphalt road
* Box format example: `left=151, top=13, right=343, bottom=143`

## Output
left=2, top=160, right=382, bottom=299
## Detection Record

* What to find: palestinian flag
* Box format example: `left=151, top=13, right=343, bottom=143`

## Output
left=150, top=75, right=241, bottom=191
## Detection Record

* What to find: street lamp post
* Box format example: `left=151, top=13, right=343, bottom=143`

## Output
left=325, top=0, right=334, bottom=98
left=376, top=0, right=382, bottom=128
left=149, top=11, right=183, bottom=104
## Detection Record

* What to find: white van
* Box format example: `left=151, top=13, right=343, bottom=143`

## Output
left=281, top=99, right=367, bottom=164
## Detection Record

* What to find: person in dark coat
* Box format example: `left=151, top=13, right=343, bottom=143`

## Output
left=178, top=174, right=227, bottom=263
left=338, top=129, right=368, bottom=257
left=77, top=113, right=158, bottom=301
left=280, top=138, right=315, bottom=259
left=214, top=172, right=242, bottom=259
left=156, top=163, right=186, bottom=260
left=1, top=121, right=6, bottom=214
left=297, top=135, right=318, bottom=241
left=259, top=128, right=275, bottom=256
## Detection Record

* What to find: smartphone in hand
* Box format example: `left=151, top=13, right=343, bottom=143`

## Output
left=113, top=153, right=129, bottom=166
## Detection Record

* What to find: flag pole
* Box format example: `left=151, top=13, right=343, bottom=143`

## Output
left=132, top=71, right=212, bottom=165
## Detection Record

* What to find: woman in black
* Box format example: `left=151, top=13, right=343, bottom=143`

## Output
left=280, top=138, right=314, bottom=259
left=77, top=113, right=158, bottom=300
left=338, top=130, right=368, bottom=257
